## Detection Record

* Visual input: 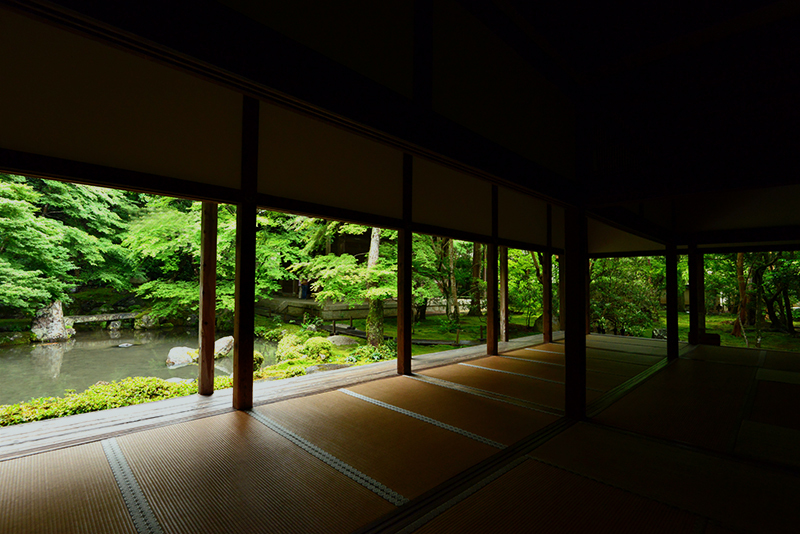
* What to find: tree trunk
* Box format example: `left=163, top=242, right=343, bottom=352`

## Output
left=449, top=239, right=459, bottom=323
left=468, top=242, right=482, bottom=316
left=765, top=291, right=782, bottom=330
left=416, top=298, right=428, bottom=322
left=732, top=252, right=747, bottom=337
left=783, top=287, right=794, bottom=333
left=366, top=227, right=383, bottom=347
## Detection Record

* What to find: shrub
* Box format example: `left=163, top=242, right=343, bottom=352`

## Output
left=276, top=334, right=305, bottom=361
left=284, top=366, right=306, bottom=378
left=295, top=329, right=328, bottom=343
left=348, top=340, right=396, bottom=362
left=261, top=328, right=287, bottom=342
left=253, top=350, right=265, bottom=370
left=303, top=337, right=333, bottom=362
left=0, top=376, right=233, bottom=427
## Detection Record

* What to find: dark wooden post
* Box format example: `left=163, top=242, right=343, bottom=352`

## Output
left=198, top=202, right=217, bottom=396
left=486, top=186, right=499, bottom=355
left=564, top=205, right=587, bottom=419
left=688, top=245, right=705, bottom=345
left=586, top=260, right=592, bottom=335
left=397, top=154, right=413, bottom=375
left=666, top=244, right=679, bottom=360
left=499, top=246, right=509, bottom=343
left=233, top=96, right=258, bottom=410
left=542, top=252, right=553, bottom=343
left=543, top=204, right=553, bottom=343
left=558, top=255, right=566, bottom=331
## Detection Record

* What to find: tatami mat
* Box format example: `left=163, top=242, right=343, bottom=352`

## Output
left=531, top=422, right=800, bottom=533
left=419, top=363, right=573, bottom=410
left=117, top=411, right=394, bottom=534
left=504, top=347, right=652, bottom=378
left=763, top=350, right=800, bottom=372
left=593, top=359, right=755, bottom=452
left=347, top=376, right=558, bottom=446
left=415, top=459, right=701, bottom=533
left=473, top=356, right=632, bottom=392
left=584, top=335, right=672, bottom=356
left=581, top=347, right=665, bottom=365
left=474, top=355, right=568, bottom=382
left=0, top=442, right=136, bottom=534
left=683, top=345, right=761, bottom=366
left=747, top=379, right=800, bottom=431
left=253, top=390, right=497, bottom=499
left=583, top=356, right=651, bottom=377
left=734, top=420, right=800, bottom=469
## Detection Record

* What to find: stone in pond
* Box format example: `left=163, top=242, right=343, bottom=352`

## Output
left=31, top=301, right=71, bottom=343
left=166, top=346, right=196, bottom=368
left=214, top=336, right=234, bottom=359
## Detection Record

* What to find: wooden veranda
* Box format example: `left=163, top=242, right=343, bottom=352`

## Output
left=3, top=335, right=799, bottom=533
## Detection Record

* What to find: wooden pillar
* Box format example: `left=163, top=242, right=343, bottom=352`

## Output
left=542, top=252, right=553, bottom=343
left=543, top=204, right=553, bottom=343
left=198, top=202, right=217, bottom=396
left=564, top=205, right=587, bottom=419
left=397, top=154, right=413, bottom=375
left=558, top=255, right=566, bottom=331
left=233, top=96, right=258, bottom=410
left=666, top=244, right=679, bottom=361
left=499, top=246, right=509, bottom=343
left=586, top=260, right=592, bottom=335
left=688, top=245, right=705, bottom=345
left=486, top=186, right=499, bottom=355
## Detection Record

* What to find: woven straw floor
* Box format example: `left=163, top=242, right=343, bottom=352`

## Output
left=2, top=336, right=799, bottom=533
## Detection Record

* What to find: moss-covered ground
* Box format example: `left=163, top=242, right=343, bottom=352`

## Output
left=657, top=311, right=800, bottom=353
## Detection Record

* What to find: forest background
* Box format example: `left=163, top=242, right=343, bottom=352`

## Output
left=2, top=173, right=800, bottom=351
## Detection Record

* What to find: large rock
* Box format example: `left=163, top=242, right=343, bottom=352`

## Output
left=31, top=301, right=72, bottom=342
left=166, top=346, right=196, bottom=368
left=327, top=335, right=359, bottom=346
left=214, top=336, right=234, bottom=359
left=134, top=313, right=158, bottom=330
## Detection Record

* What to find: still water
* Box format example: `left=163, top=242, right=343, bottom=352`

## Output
left=0, top=329, right=277, bottom=406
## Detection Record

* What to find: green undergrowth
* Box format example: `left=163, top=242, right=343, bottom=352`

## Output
left=346, top=314, right=538, bottom=342
left=657, top=311, right=800, bottom=352
left=0, top=376, right=234, bottom=427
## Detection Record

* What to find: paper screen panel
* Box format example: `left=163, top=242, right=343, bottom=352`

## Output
left=498, top=187, right=548, bottom=246
left=0, top=9, right=242, bottom=189
left=588, top=218, right=665, bottom=254
left=412, top=158, right=491, bottom=238
left=258, top=102, right=403, bottom=220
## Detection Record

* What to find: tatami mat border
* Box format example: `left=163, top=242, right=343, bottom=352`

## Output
left=340, top=389, right=505, bottom=450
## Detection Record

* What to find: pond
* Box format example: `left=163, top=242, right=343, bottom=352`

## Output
left=0, top=329, right=277, bottom=406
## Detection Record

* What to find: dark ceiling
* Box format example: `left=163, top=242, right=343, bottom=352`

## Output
left=504, top=1, right=800, bottom=202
